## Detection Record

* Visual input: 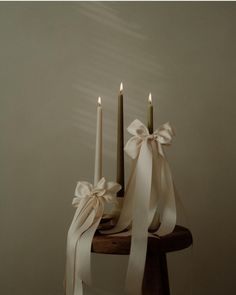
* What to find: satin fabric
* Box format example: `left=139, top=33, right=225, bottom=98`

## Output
left=102, top=119, right=177, bottom=295
left=66, top=178, right=121, bottom=295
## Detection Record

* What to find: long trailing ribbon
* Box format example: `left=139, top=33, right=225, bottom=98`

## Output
left=66, top=177, right=121, bottom=295
left=102, top=119, right=177, bottom=295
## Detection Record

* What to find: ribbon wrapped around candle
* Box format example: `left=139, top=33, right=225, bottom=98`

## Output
left=66, top=177, right=121, bottom=295
left=102, top=119, right=177, bottom=295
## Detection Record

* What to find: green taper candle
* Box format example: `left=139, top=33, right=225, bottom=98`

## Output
left=147, top=93, right=153, bottom=134
left=117, top=82, right=125, bottom=197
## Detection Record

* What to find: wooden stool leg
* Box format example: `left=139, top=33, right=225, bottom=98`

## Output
left=142, top=251, right=170, bottom=295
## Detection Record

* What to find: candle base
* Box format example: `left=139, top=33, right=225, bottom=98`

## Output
left=98, top=215, right=116, bottom=230
left=98, top=197, right=124, bottom=230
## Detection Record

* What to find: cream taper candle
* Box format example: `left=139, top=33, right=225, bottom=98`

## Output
left=94, top=96, right=102, bottom=185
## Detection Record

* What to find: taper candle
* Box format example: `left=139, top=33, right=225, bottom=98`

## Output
left=94, top=96, right=102, bottom=185
left=117, top=82, right=125, bottom=197
left=147, top=93, right=153, bottom=134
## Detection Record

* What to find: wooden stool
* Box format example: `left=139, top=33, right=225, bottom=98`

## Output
left=92, top=225, right=192, bottom=295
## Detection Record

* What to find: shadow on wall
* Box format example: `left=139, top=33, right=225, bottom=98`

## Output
left=70, top=2, right=166, bottom=160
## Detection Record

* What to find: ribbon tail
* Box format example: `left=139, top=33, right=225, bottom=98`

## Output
left=69, top=198, right=90, bottom=230
left=76, top=201, right=104, bottom=286
left=149, top=142, right=165, bottom=231
left=148, top=141, right=161, bottom=229
left=125, top=140, right=152, bottom=295
left=66, top=199, right=92, bottom=295
left=100, top=159, right=137, bottom=234
left=153, top=156, right=176, bottom=237
left=66, top=200, right=96, bottom=295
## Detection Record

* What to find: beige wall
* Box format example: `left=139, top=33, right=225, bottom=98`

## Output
left=1, top=2, right=236, bottom=295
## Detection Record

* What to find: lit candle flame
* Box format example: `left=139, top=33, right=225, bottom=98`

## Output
left=120, top=82, right=123, bottom=92
left=148, top=93, right=152, bottom=104
left=98, top=96, right=101, bottom=106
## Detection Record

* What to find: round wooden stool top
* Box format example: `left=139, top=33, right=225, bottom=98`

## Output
left=92, top=225, right=192, bottom=255
left=91, top=226, right=192, bottom=295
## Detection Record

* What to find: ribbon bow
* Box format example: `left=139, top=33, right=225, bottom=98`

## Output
left=103, top=119, right=177, bottom=295
left=66, top=178, right=121, bottom=295
left=72, top=178, right=120, bottom=207
left=124, top=119, right=174, bottom=159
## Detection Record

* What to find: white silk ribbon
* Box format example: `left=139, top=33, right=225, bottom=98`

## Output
left=102, top=119, right=176, bottom=295
left=66, top=177, right=121, bottom=295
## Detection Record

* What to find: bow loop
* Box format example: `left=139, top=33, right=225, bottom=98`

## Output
left=127, top=119, right=149, bottom=137
left=73, top=181, right=93, bottom=207
left=154, top=122, right=175, bottom=145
